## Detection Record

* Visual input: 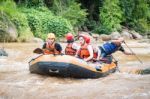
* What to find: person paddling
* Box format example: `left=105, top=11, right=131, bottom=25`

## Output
left=99, top=37, right=134, bottom=59
left=42, top=33, right=62, bottom=55
left=95, top=37, right=135, bottom=71
left=77, top=34, right=93, bottom=62
left=65, top=33, right=80, bottom=56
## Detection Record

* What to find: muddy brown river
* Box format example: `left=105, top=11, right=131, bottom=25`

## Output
left=0, top=40, right=150, bottom=99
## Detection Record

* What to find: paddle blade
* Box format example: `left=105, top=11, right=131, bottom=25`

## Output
left=33, top=48, right=43, bottom=54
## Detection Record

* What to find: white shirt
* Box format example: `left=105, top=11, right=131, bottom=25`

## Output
left=72, top=43, right=80, bottom=50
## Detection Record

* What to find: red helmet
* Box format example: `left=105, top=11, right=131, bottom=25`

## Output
left=85, top=36, right=91, bottom=44
left=79, top=34, right=91, bottom=44
left=66, top=33, right=74, bottom=40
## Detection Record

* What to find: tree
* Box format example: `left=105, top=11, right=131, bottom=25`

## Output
left=120, top=0, right=150, bottom=34
left=99, top=0, right=123, bottom=34
left=50, top=0, right=87, bottom=28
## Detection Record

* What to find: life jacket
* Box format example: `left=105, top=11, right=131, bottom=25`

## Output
left=65, top=43, right=76, bottom=56
left=102, top=42, right=118, bottom=55
left=78, top=43, right=90, bottom=59
left=44, top=42, right=61, bottom=55
left=93, top=52, right=98, bottom=59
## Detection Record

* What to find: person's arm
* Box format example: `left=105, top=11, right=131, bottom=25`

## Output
left=55, top=43, right=62, bottom=53
left=119, top=46, right=133, bottom=55
left=123, top=51, right=134, bottom=55
left=96, top=48, right=101, bottom=60
left=42, top=43, right=46, bottom=49
left=72, top=43, right=81, bottom=57
left=72, top=43, right=78, bottom=50
left=84, top=45, right=93, bottom=62
left=75, top=49, right=80, bottom=57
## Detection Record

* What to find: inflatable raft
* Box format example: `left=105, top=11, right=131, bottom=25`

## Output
left=29, top=55, right=117, bottom=78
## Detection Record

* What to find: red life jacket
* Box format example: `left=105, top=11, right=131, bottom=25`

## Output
left=65, top=43, right=76, bottom=56
left=78, top=43, right=90, bottom=59
left=44, top=42, right=61, bottom=55
left=93, top=52, right=98, bottom=59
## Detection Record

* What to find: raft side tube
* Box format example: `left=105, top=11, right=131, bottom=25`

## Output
left=29, top=61, right=117, bottom=78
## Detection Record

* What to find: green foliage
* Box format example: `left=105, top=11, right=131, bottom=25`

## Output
left=120, top=0, right=150, bottom=34
left=51, top=0, right=87, bottom=27
left=0, top=0, right=17, bottom=16
left=15, top=0, right=45, bottom=7
left=0, top=11, right=16, bottom=42
left=0, top=0, right=33, bottom=42
left=11, top=12, right=33, bottom=41
left=61, top=2, right=87, bottom=27
left=132, top=0, right=149, bottom=34
left=43, top=17, right=73, bottom=38
left=99, top=0, right=123, bottom=34
left=21, top=7, right=73, bottom=39
left=93, top=24, right=111, bottom=35
left=20, top=7, right=51, bottom=38
left=85, top=20, right=97, bottom=31
left=77, top=0, right=103, bottom=31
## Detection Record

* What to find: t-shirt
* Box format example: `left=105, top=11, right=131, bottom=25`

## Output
left=42, top=42, right=62, bottom=52
left=109, top=42, right=125, bottom=52
left=72, top=43, right=80, bottom=50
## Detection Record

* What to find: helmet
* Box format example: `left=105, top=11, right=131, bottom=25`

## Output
left=85, top=36, right=90, bottom=44
left=66, top=33, right=74, bottom=41
left=79, top=34, right=91, bottom=44
left=47, top=33, right=56, bottom=39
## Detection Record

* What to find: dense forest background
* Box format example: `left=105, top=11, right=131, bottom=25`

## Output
left=0, top=0, right=149, bottom=42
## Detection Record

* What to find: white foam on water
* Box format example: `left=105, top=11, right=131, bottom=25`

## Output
left=0, top=60, right=28, bottom=72
left=123, top=92, right=150, bottom=99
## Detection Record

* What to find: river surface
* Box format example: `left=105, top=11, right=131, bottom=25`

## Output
left=0, top=41, right=150, bottom=99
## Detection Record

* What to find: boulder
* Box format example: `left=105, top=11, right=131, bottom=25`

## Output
left=130, top=31, right=143, bottom=40
left=121, top=29, right=132, bottom=39
left=111, top=31, right=121, bottom=40
left=99, top=34, right=111, bottom=41
left=78, top=31, right=92, bottom=36
left=59, top=38, right=66, bottom=43
left=0, top=12, right=18, bottom=42
left=0, top=49, right=8, bottom=56
left=30, top=37, right=44, bottom=43
left=91, top=34, right=99, bottom=41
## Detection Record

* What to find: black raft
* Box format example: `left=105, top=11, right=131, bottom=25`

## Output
left=29, top=55, right=117, bottom=78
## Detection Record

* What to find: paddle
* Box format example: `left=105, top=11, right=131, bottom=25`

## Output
left=111, top=55, right=120, bottom=72
left=33, top=48, right=64, bottom=56
left=33, top=48, right=44, bottom=54
left=123, top=41, right=143, bottom=64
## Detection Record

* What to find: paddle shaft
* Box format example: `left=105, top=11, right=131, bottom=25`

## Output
left=124, top=41, right=143, bottom=64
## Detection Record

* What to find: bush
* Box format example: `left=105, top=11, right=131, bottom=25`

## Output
left=120, top=0, right=150, bottom=34
left=21, top=7, right=73, bottom=40
left=43, top=17, right=73, bottom=38
left=93, top=25, right=111, bottom=35
left=99, top=0, right=123, bottom=34
left=61, top=2, right=87, bottom=27
left=0, top=0, right=33, bottom=42
left=11, top=12, right=33, bottom=41
left=51, top=0, right=87, bottom=28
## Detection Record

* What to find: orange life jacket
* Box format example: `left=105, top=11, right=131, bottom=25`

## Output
left=65, top=43, right=76, bottom=56
left=78, top=43, right=90, bottom=59
left=44, top=42, right=61, bottom=55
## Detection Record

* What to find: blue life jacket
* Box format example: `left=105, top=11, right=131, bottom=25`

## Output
left=102, top=42, right=118, bottom=55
